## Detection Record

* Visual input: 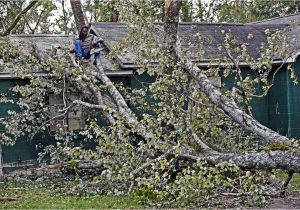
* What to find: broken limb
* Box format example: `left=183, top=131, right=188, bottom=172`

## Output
left=81, top=75, right=116, bottom=124
left=181, top=59, right=289, bottom=145
left=170, top=149, right=300, bottom=173
left=159, top=0, right=290, bottom=145
left=280, top=172, right=294, bottom=197
left=0, top=0, right=40, bottom=36
left=92, top=61, right=154, bottom=139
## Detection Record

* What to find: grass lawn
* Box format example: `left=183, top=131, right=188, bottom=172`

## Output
left=0, top=172, right=299, bottom=209
left=0, top=180, right=142, bottom=209
left=276, top=171, right=300, bottom=192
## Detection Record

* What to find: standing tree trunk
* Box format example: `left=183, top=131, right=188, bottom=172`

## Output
left=162, top=0, right=289, bottom=144
left=164, top=0, right=181, bottom=60
left=110, top=0, right=119, bottom=22
left=70, top=0, right=86, bottom=33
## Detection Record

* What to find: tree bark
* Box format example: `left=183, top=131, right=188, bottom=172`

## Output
left=174, top=150, right=300, bottom=173
left=163, top=0, right=289, bottom=145
left=70, top=0, right=86, bottom=33
left=164, top=0, right=181, bottom=60
left=92, top=63, right=153, bottom=139
left=3, top=150, right=300, bottom=179
left=110, top=0, right=119, bottom=22
left=181, top=59, right=289, bottom=144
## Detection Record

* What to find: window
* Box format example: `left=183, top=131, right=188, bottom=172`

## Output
left=49, top=93, right=83, bottom=132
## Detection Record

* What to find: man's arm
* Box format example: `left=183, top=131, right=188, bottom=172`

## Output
left=91, top=35, right=104, bottom=48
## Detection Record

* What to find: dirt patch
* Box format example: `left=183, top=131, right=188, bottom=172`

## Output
left=268, top=197, right=300, bottom=209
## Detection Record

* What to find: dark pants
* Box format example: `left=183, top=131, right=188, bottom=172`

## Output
left=75, top=40, right=100, bottom=59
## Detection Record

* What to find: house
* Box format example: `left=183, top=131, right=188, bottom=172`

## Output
left=88, top=18, right=300, bottom=137
left=1, top=13, right=300, bottom=169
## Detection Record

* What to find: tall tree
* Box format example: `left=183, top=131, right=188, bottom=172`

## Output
left=70, top=0, right=86, bottom=33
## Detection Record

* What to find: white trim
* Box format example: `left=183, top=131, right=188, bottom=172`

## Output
left=195, top=60, right=295, bottom=68
left=104, top=70, right=133, bottom=76
left=10, top=34, right=70, bottom=38
left=0, top=70, right=133, bottom=79
left=0, top=72, right=48, bottom=79
left=119, top=58, right=297, bottom=69
left=247, top=13, right=300, bottom=25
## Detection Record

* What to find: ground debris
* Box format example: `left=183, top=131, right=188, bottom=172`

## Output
left=0, top=197, right=20, bottom=202
left=268, top=197, right=300, bottom=209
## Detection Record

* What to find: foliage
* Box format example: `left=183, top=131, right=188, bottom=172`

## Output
left=0, top=0, right=300, bottom=208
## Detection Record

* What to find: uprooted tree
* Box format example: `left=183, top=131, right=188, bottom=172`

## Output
left=0, top=0, right=299, bottom=206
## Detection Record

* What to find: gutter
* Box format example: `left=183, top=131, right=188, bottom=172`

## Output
left=0, top=70, right=134, bottom=79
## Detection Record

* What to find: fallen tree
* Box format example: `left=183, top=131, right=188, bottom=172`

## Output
left=0, top=0, right=299, bottom=206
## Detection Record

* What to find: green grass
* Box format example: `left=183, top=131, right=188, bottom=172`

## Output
left=0, top=180, right=142, bottom=209
left=1, top=172, right=299, bottom=208
left=276, top=172, right=300, bottom=194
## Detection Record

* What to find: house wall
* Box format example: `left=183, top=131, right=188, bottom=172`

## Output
left=267, top=66, right=290, bottom=135
left=0, top=79, right=55, bottom=163
left=1, top=76, right=131, bottom=164
left=286, top=56, right=300, bottom=138
left=222, top=67, right=270, bottom=127
left=223, top=61, right=300, bottom=138
left=2, top=62, right=300, bottom=163
left=266, top=58, right=300, bottom=138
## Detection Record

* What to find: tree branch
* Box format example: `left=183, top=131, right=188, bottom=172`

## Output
left=221, top=43, right=251, bottom=115
left=0, top=0, right=39, bottom=36
left=92, top=61, right=154, bottom=139
left=280, top=172, right=294, bottom=197
left=72, top=99, right=115, bottom=112
left=79, top=75, right=115, bottom=124
left=170, top=149, right=300, bottom=173
left=181, top=59, right=289, bottom=145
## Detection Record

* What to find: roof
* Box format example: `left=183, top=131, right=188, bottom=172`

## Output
left=90, top=22, right=288, bottom=68
left=249, top=13, right=300, bottom=25
left=249, top=13, right=300, bottom=61
left=0, top=34, right=130, bottom=77
left=9, top=34, right=73, bottom=52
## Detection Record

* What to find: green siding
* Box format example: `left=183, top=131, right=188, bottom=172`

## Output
left=0, top=79, right=44, bottom=163
left=1, top=77, right=132, bottom=163
left=3, top=140, right=38, bottom=163
left=2, top=59, right=300, bottom=163
left=223, top=61, right=300, bottom=138
left=222, top=68, right=269, bottom=126
left=287, top=57, right=300, bottom=138
left=268, top=69, right=289, bottom=135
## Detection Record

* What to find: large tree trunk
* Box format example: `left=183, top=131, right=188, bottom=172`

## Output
left=70, top=0, right=86, bottom=33
left=174, top=149, right=300, bottom=173
left=164, top=0, right=181, bottom=59
left=182, top=60, right=289, bottom=144
left=163, top=0, right=288, bottom=145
